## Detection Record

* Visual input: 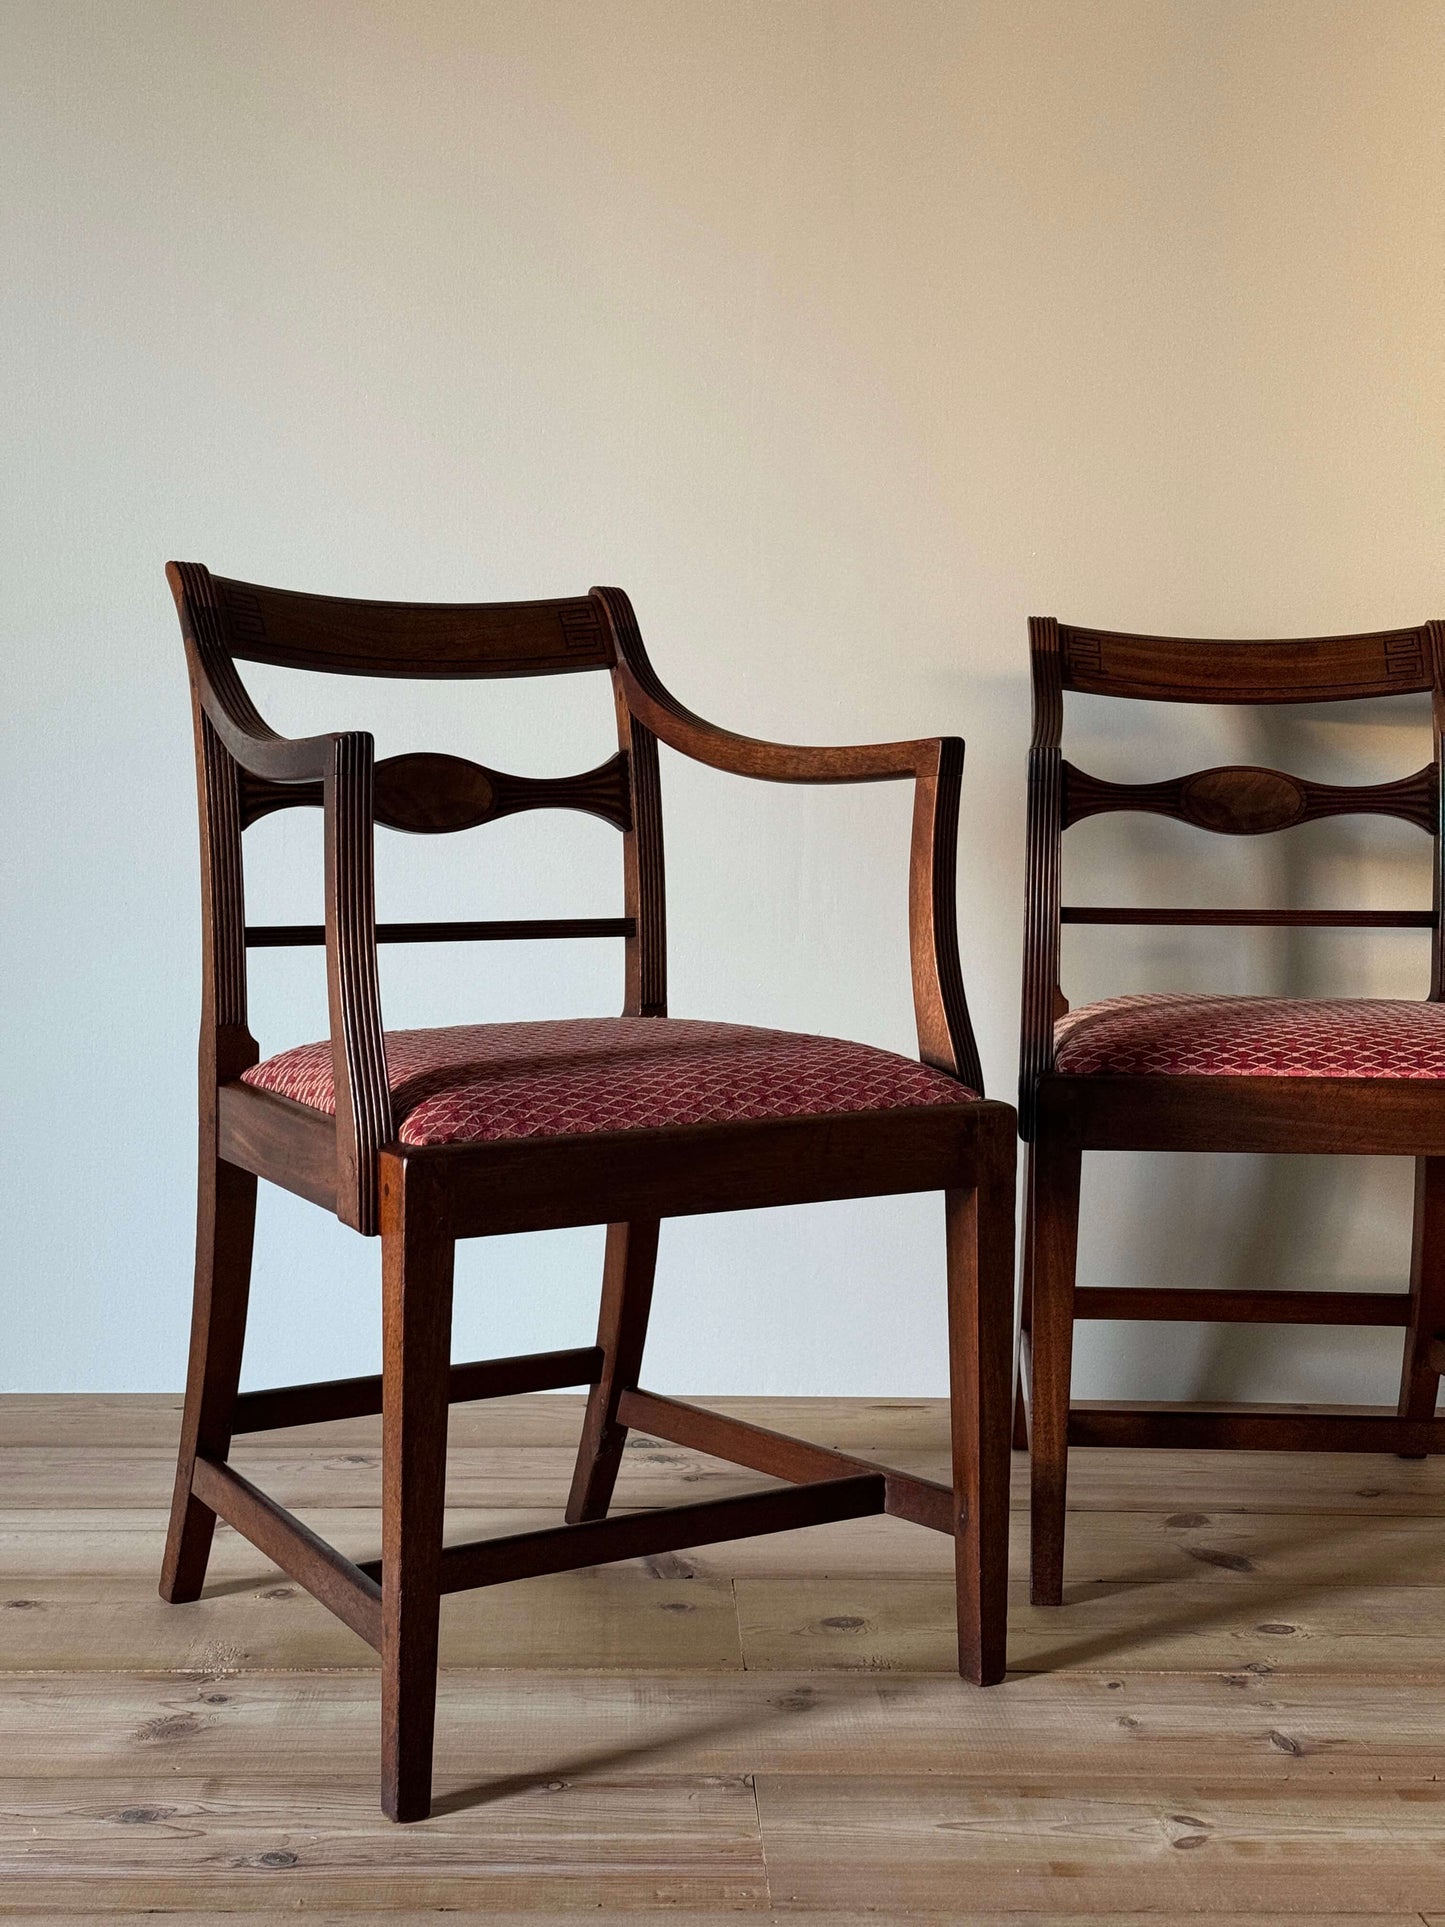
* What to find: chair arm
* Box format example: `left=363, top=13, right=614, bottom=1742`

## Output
left=593, top=586, right=983, bottom=1089
left=613, top=655, right=940, bottom=786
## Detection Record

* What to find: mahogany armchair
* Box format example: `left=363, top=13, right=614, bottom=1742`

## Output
left=1018, top=617, right=1445, bottom=1607
left=162, top=563, right=1016, bottom=1820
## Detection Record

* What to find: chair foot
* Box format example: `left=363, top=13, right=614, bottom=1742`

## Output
left=1397, top=1159, right=1445, bottom=1460
left=566, top=1220, right=660, bottom=1524
left=1027, top=1136, right=1081, bottom=1612
left=379, top=1157, right=454, bottom=1826
left=946, top=1112, right=1015, bottom=1688
left=160, top=1494, right=219, bottom=1605
left=160, top=1155, right=256, bottom=1606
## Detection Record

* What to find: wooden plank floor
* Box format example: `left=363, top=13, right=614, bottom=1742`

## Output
left=3, top=1394, right=1445, bottom=1920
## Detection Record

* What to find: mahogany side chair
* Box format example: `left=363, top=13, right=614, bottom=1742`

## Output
left=162, top=561, right=1017, bottom=1821
left=1018, top=617, right=1445, bottom=1607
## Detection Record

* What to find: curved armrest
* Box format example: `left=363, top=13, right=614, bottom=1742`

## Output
left=593, top=585, right=984, bottom=1090
left=612, top=647, right=939, bottom=786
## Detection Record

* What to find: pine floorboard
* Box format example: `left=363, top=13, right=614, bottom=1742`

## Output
left=1, top=1393, right=1443, bottom=1917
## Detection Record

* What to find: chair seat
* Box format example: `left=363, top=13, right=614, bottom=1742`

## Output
left=242, top=1016, right=977, bottom=1149
left=1053, top=992, right=1445, bottom=1079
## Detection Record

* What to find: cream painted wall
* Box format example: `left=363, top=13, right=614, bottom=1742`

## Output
left=3, top=0, right=1442, bottom=1397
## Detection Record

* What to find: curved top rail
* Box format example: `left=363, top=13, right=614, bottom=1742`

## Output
left=1057, top=623, right=1435, bottom=704
left=207, top=571, right=612, bottom=679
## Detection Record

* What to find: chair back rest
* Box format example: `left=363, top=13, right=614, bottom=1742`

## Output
left=1020, top=616, right=1445, bottom=1131
left=171, top=561, right=667, bottom=1229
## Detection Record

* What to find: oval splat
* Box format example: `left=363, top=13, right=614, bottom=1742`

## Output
left=1181, top=766, right=1306, bottom=835
left=375, top=753, right=496, bottom=833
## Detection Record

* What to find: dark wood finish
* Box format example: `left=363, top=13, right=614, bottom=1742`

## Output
left=191, top=1456, right=383, bottom=1649
left=214, top=574, right=613, bottom=678
left=379, top=1156, right=454, bottom=1823
left=1399, top=1157, right=1445, bottom=1450
left=1040, top=1072, right=1445, bottom=1155
left=159, top=1157, right=256, bottom=1604
left=163, top=563, right=1015, bottom=1820
left=1075, top=1287, right=1412, bottom=1326
left=1061, top=906, right=1434, bottom=927
left=1020, top=615, right=1445, bottom=1607
left=240, top=749, right=632, bottom=833
left=427, top=1105, right=987, bottom=1239
left=566, top=1220, right=661, bottom=1522
left=217, top=1083, right=337, bottom=1212
left=616, top=1389, right=954, bottom=1533
left=232, top=1345, right=604, bottom=1434
left=1068, top=1405, right=1445, bottom=1453
left=246, top=916, right=633, bottom=948
left=1059, top=624, right=1433, bottom=703
left=946, top=1104, right=1015, bottom=1683
left=1012, top=1148, right=1035, bottom=1452
left=417, top=1476, right=886, bottom=1593
left=1062, top=760, right=1436, bottom=835
left=1027, top=1136, right=1081, bottom=1607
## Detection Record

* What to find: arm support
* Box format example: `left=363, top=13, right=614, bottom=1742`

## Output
left=594, top=585, right=983, bottom=1089
left=173, top=562, right=393, bottom=1233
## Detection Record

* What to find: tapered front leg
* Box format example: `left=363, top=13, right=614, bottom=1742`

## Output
left=1012, top=1145, right=1034, bottom=1451
left=380, top=1157, right=454, bottom=1823
left=947, top=1108, right=1016, bottom=1686
left=161, top=1154, right=257, bottom=1603
left=566, top=1219, right=661, bottom=1523
left=1399, top=1156, right=1445, bottom=1455
left=1028, top=1133, right=1082, bottom=1606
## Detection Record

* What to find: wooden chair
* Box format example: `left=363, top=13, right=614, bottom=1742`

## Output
left=1018, top=617, right=1445, bottom=1606
left=162, top=562, right=1017, bottom=1820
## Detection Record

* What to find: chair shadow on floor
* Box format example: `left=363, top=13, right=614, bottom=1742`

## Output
left=1027, top=1484, right=1440, bottom=1674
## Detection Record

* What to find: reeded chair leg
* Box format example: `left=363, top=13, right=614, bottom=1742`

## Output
left=947, top=1110, right=1016, bottom=1684
left=1398, top=1157, right=1445, bottom=1456
left=566, top=1219, right=661, bottom=1524
left=160, top=1154, right=257, bottom=1604
left=380, top=1164, right=455, bottom=1824
left=1028, top=1135, right=1082, bottom=1607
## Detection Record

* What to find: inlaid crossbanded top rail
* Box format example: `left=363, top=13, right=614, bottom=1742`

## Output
left=1058, top=623, right=1436, bottom=703
left=212, top=573, right=615, bottom=679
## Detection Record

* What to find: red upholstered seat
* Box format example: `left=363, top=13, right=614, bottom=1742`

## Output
left=242, top=1016, right=977, bottom=1149
left=1054, top=993, right=1445, bottom=1079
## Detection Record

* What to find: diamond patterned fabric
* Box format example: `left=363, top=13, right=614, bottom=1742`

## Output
left=1053, top=993, right=1445, bottom=1078
left=242, top=1016, right=977, bottom=1148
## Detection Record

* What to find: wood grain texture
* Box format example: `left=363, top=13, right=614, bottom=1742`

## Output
left=13, top=1396, right=1445, bottom=1916
left=214, top=573, right=614, bottom=678
left=1061, top=906, right=1434, bottom=927
left=1059, top=622, right=1434, bottom=702
left=240, top=748, right=632, bottom=834
left=1063, top=758, right=1437, bottom=835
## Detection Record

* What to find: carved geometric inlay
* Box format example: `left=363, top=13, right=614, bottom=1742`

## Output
left=1385, top=633, right=1427, bottom=682
left=1180, top=767, right=1306, bottom=835
left=1065, top=632, right=1103, bottom=677
left=558, top=602, right=604, bottom=653
left=218, top=581, right=268, bottom=643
